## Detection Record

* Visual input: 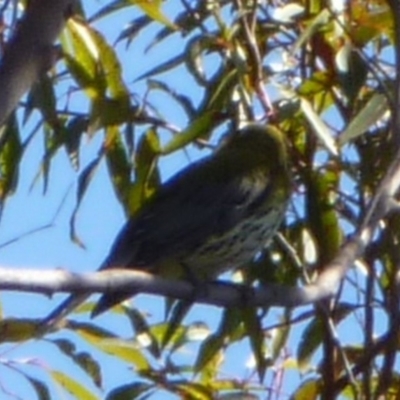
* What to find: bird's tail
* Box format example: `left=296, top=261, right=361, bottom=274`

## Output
left=39, top=293, right=90, bottom=334
left=90, top=290, right=137, bottom=318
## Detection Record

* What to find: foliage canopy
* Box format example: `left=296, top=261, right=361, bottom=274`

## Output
left=0, top=0, right=399, bottom=399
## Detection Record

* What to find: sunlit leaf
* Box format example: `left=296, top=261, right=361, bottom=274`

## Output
left=306, top=168, right=341, bottom=264
left=124, top=307, right=160, bottom=359
left=195, top=309, right=243, bottom=374
left=97, top=339, right=150, bottom=369
left=130, top=0, right=178, bottom=30
left=270, top=311, right=291, bottom=362
left=65, top=321, right=151, bottom=370
left=128, top=127, right=160, bottom=214
left=63, top=18, right=104, bottom=99
left=300, top=98, right=338, bottom=156
left=292, top=9, right=331, bottom=54
left=50, top=370, right=98, bottom=400
left=63, top=17, right=130, bottom=118
left=161, top=111, right=218, bottom=154
left=0, top=318, right=37, bottom=343
left=272, top=3, right=304, bottom=23
left=291, top=379, right=321, bottom=400
left=339, top=93, right=389, bottom=145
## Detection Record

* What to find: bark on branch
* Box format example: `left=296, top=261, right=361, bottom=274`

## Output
left=0, top=239, right=374, bottom=310
left=0, top=0, right=75, bottom=125
left=0, top=264, right=341, bottom=308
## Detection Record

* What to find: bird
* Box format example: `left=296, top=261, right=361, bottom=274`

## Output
left=41, top=123, right=291, bottom=329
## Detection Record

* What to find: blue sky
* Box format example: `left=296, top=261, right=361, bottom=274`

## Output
left=0, top=2, right=270, bottom=398
left=0, top=1, right=382, bottom=398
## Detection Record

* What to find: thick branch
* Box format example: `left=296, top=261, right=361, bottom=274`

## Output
left=0, top=238, right=389, bottom=310
left=0, top=0, right=75, bottom=125
left=0, top=266, right=342, bottom=308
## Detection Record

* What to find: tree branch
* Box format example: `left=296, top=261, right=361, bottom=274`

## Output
left=0, top=0, right=75, bottom=125
left=0, top=233, right=394, bottom=312
left=0, top=265, right=346, bottom=309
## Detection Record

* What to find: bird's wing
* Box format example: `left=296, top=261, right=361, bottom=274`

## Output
left=102, top=154, right=272, bottom=269
left=91, top=157, right=272, bottom=318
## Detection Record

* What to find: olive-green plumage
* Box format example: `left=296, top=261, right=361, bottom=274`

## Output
left=43, top=124, right=291, bottom=326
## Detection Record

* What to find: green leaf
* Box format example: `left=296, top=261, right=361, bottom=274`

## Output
left=291, top=379, right=321, bottom=400
left=161, top=112, right=216, bottom=154
left=76, top=157, right=101, bottom=200
left=0, top=318, right=37, bottom=343
left=95, top=338, right=151, bottom=369
left=106, top=382, right=154, bottom=400
left=65, top=116, right=88, bottom=170
left=195, top=309, right=242, bottom=374
left=136, top=54, right=185, bottom=82
left=76, top=158, right=101, bottom=207
left=336, top=45, right=368, bottom=103
left=297, top=304, right=354, bottom=372
left=298, top=71, right=332, bottom=97
left=128, top=127, right=160, bottom=214
left=124, top=307, right=160, bottom=359
left=175, top=382, right=214, bottom=399
left=161, top=300, right=192, bottom=351
left=150, top=322, right=189, bottom=353
left=51, top=338, right=102, bottom=388
left=66, top=320, right=151, bottom=370
left=306, top=168, right=342, bottom=265
left=78, top=326, right=151, bottom=370
left=195, top=335, right=225, bottom=377
left=130, top=0, right=178, bottom=30
left=271, top=313, right=291, bottom=362
left=63, top=19, right=105, bottom=99
left=300, top=98, right=338, bottom=156
left=296, top=317, right=324, bottom=373
left=105, top=125, right=132, bottom=215
left=116, top=15, right=152, bottom=45
left=70, top=156, right=102, bottom=247
left=292, top=9, right=331, bottom=53
left=147, top=79, right=195, bottom=117
left=5, top=369, right=52, bottom=400
left=0, top=114, right=22, bottom=201
left=25, top=376, right=51, bottom=400
left=50, top=370, right=98, bottom=400
left=27, top=76, right=58, bottom=125
left=63, top=17, right=130, bottom=117
left=242, top=308, right=267, bottom=380
left=339, top=93, right=389, bottom=145
left=185, top=35, right=218, bottom=86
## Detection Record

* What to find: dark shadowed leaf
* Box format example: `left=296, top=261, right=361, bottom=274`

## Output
left=106, top=382, right=155, bottom=400
left=51, top=338, right=102, bottom=387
